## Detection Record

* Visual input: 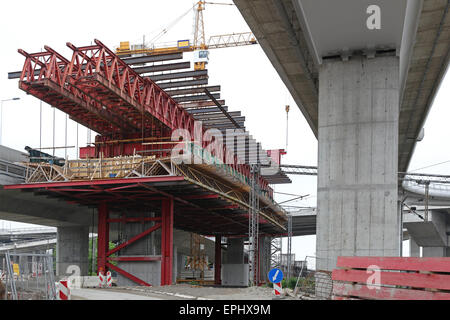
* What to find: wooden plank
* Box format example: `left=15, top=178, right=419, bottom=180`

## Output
left=333, top=282, right=450, bottom=300
left=150, top=70, right=207, bottom=82
left=332, top=269, right=450, bottom=290
left=123, top=53, right=183, bottom=65
left=174, top=93, right=220, bottom=103
left=133, top=62, right=190, bottom=74
left=166, top=85, right=221, bottom=97
left=158, top=78, right=208, bottom=89
left=337, top=256, right=450, bottom=273
left=184, top=101, right=226, bottom=110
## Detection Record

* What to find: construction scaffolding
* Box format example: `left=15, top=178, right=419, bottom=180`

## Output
left=185, top=233, right=209, bottom=281
left=270, top=237, right=282, bottom=269
left=287, top=213, right=293, bottom=280
left=248, top=164, right=260, bottom=286
left=7, top=38, right=289, bottom=287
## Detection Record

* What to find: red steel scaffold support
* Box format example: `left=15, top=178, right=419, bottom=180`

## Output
left=96, top=198, right=173, bottom=286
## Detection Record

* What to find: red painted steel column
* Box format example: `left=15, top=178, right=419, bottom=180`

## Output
left=97, top=202, right=109, bottom=275
left=161, top=198, right=174, bottom=285
left=215, top=235, right=222, bottom=285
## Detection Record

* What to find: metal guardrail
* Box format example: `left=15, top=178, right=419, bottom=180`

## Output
left=0, top=238, right=56, bottom=251
left=0, top=227, right=56, bottom=235
left=0, top=159, right=26, bottom=179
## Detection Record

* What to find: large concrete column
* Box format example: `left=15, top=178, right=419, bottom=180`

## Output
left=56, top=226, right=89, bottom=276
left=317, top=55, right=400, bottom=271
left=422, top=246, right=449, bottom=257
left=258, top=236, right=271, bottom=283
left=222, top=238, right=248, bottom=286
left=225, top=238, right=244, bottom=264
left=404, top=210, right=448, bottom=258
left=409, top=238, right=420, bottom=257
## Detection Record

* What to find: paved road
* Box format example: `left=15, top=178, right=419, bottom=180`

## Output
left=71, top=288, right=162, bottom=300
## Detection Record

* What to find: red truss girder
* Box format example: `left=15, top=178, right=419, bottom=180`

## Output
left=97, top=201, right=173, bottom=286
left=17, top=39, right=268, bottom=191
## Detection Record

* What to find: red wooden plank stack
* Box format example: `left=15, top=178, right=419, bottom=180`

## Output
left=332, top=256, right=450, bottom=300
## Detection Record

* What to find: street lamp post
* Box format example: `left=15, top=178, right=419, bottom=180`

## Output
left=0, top=97, right=20, bottom=145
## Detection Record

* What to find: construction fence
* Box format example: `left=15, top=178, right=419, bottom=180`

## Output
left=0, top=251, right=57, bottom=300
left=291, top=256, right=334, bottom=300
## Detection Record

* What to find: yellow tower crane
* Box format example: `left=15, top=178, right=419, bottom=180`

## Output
left=116, top=1, right=257, bottom=70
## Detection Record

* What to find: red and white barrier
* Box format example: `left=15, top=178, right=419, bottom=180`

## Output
left=57, top=280, right=70, bottom=300
left=106, top=271, right=112, bottom=288
left=32, top=262, right=37, bottom=277
left=273, top=282, right=282, bottom=296
left=98, top=271, right=105, bottom=288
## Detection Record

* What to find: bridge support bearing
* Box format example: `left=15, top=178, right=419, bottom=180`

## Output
left=316, top=55, right=401, bottom=271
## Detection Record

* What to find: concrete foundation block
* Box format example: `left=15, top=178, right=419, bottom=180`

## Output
left=116, top=260, right=161, bottom=286
left=56, top=226, right=89, bottom=276
left=221, top=264, right=249, bottom=286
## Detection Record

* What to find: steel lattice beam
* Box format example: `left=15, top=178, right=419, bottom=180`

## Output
left=16, top=39, right=270, bottom=193
left=280, top=164, right=318, bottom=176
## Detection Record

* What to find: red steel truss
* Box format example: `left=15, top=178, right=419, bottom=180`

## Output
left=17, top=39, right=271, bottom=191
left=97, top=200, right=173, bottom=286
left=15, top=39, right=275, bottom=286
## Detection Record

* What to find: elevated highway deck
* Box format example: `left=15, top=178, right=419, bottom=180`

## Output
left=234, top=0, right=449, bottom=172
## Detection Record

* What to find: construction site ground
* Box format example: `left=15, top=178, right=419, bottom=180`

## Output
left=71, top=284, right=297, bottom=300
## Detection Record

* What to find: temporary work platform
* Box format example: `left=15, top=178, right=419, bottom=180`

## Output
left=6, top=39, right=288, bottom=286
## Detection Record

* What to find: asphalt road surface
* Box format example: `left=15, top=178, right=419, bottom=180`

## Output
left=71, top=288, right=163, bottom=300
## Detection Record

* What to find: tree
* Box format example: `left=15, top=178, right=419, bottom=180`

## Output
left=88, top=237, right=117, bottom=276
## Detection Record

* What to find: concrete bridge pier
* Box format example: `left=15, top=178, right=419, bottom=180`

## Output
left=258, top=236, right=271, bottom=283
left=422, top=247, right=450, bottom=257
left=56, top=226, right=89, bottom=276
left=222, top=238, right=248, bottom=286
left=409, top=238, right=420, bottom=257
left=316, top=55, right=401, bottom=271
left=406, top=210, right=450, bottom=258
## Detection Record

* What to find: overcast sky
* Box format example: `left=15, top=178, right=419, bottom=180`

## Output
left=0, top=1, right=449, bottom=260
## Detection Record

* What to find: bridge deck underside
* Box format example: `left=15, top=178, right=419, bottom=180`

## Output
left=234, top=0, right=450, bottom=172
left=4, top=176, right=284, bottom=236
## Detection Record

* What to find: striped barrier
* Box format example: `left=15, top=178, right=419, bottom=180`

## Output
left=106, top=271, right=112, bottom=287
left=57, top=280, right=70, bottom=300
left=273, top=282, right=282, bottom=296
left=98, top=271, right=105, bottom=288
